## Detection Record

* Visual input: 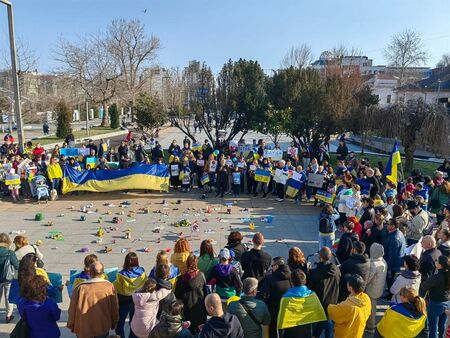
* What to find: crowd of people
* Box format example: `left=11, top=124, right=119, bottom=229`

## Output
left=1, top=206, right=450, bottom=338
left=1, top=131, right=449, bottom=207
left=1, top=132, right=450, bottom=337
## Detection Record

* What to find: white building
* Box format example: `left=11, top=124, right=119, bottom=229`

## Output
left=365, top=73, right=399, bottom=107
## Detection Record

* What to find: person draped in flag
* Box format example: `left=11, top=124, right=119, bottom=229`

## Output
left=376, top=287, right=426, bottom=338
left=277, top=269, right=326, bottom=338
left=114, top=252, right=147, bottom=338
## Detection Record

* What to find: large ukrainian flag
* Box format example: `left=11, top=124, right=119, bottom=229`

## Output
left=377, top=304, right=426, bottom=338
left=114, top=267, right=147, bottom=296
left=277, top=291, right=326, bottom=329
left=384, top=141, right=401, bottom=185
left=63, top=164, right=169, bottom=194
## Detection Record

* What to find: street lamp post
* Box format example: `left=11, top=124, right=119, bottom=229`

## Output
left=1, top=0, right=24, bottom=150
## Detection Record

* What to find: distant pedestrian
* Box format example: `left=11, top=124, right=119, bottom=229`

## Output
left=43, top=121, right=49, bottom=135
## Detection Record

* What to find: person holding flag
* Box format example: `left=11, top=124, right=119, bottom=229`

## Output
left=384, top=141, right=402, bottom=186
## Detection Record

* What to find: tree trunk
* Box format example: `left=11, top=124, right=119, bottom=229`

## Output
left=361, top=131, right=366, bottom=155
left=404, top=144, right=415, bottom=174
left=101, top=104, right=110, bottom=127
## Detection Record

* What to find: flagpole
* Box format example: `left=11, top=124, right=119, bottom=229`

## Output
left=397, top=139, right=406, bottom=191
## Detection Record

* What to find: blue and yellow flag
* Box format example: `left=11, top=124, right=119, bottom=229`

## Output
left=63, top=164, right=169, bottom=194
left=377, top=304, right=426, bottom=338
left=384, top=141, right=401, bottom=185
left=277, top=291, right=326, bottom=329
left=286, top=179, right=301, bottom=198
left=254, top=169, right=271, bottom=183
left=114, top=267, right=147, bottom=296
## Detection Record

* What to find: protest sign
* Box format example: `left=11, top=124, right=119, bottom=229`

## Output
left=307, top=173, right=324, bottom=188
left=263, top=149, right=283, bottom=161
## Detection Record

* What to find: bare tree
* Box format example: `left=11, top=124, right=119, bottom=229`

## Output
left=55, top=35, right=120, bottom=127
left=437, top=53, right=450, bottom=68
left=384, top=29, right=428, bottom=86
left=373, top=99, right=449, bottom=172
left=106, top=19, right=161, bottom=113
left=2, top=38, right=39, bottom=75
left=280, top=44, right=313, bottom=69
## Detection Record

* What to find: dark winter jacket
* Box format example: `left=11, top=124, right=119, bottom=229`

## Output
left=421, top=269, right=450, bottom=302
left=174, top=270, right=207, bottom=331
left=225, top=242, right=247, bottom=262
left=336, top=232, right=359, bottom=264
left=438, top=243, right=450, bottom=257
left=258, top=264, right=292, bottom=333
left=17, top=298, right=61, bottom=338
left=338, top=254, right=370, bottom=301
left=359, top=207, right=375, bottom=227
left=135, top=145, right=147, bottom=163
left=362, top=225, right=385, bottom=254
left=419, top=248, right=442, bottom=285
left=307, top=262, right=341, bottom=313
left=241, top=248, right=272, bottom=281
left=227, top=295, right=271, bottom=338
left=156, top=278, right=176, bottom=319
left=287, top=261, right=308, bottom=275
left=199, top=312, right=244, bottom=338
left=383, top=229, right=406, bottom=272
left=208, top=264, right=242, bottom=299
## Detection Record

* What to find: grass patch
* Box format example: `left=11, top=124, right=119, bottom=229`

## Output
left=328, top=153, right=439, bottom=177
left=31, top=127, right=120, bottom=145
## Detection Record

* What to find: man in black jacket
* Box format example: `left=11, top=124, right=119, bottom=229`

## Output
left=419, top=235, right=442, bottom=296
left=336, top=221, right=359, bottom=264
left=200, top=293, right=244, bottom=338
left=338, top=241, right=370, bottom=301
left=241, top=232, right=272, bottom=281
left=307, top=247, right=341, bottom=338
left=258, top=257, right=292, bottom=338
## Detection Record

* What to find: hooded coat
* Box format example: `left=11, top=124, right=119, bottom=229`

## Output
left=390, top=270, right=421, bottom=303
left=208, top=263, right=242, bottom=299
left=338, top=254, right=370, bottom=301
left=199, top=312, right=244, bottom=338
left=174, top=270, right=207, bottom=331
left=328, top=292, right=371, bottom=338
left=131, top=288, right=172, bottom=338
left=365, top=243, right=388, bottom=299
left=307, top=261, right=341, bottom=313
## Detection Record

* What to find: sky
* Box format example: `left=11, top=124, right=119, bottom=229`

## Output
left=0, top=0, right=449, bottom=74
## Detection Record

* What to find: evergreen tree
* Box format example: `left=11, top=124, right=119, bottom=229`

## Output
left=56, top=100, right=72, bottom=138
left=109, top=103, right=120, bottom=129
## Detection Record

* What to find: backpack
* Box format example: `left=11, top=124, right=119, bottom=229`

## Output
left=1, top=251, right=15, bottom=283
left=319, top=217, right=333, bottom=234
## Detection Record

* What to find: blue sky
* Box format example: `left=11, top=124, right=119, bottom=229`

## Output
left=0, top=0, right=449, bottom=74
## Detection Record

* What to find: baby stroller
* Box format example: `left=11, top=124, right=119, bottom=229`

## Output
left=34, top=175, right=49, bottom=203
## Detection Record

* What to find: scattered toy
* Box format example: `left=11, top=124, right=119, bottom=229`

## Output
left=103, top=246, right=112, bottom=253
left=35, top=213, right=44, bottom=221
left=96, top=227, right=104, bottom=237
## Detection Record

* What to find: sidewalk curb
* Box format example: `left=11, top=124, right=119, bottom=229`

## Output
left=43, top=130, right=128, bottom=150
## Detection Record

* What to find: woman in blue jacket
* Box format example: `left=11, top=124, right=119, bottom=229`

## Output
left=18, top=274, right=61, bottom=338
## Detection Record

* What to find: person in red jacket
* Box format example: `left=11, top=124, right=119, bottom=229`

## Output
left=33, top=143, right=45, bottom=157
left=348, top=216, right=363, bottom=240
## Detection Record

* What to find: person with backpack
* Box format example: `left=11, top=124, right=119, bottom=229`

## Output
left=318, top=204, right=340, bottom=250
left=0, top=232, right=20, bottom=323
left=227, top=277, right=271, bottom=338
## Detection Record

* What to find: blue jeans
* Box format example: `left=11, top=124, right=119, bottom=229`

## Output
left=427, top=300, right=449, bottom=338
left=313, top=319, right=334, bottom=338
left=51, top=178, right=61, bottom=191
left=318, top=233, right=335, bottom=250
left=116, top=297, right=137, bottom=338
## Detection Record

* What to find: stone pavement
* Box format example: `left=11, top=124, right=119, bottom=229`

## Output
left=0, top=190, right=321, bottom=337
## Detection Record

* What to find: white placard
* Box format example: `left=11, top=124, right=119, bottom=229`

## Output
left=170, top=165, right=179, bottom=176
left=196, top=160, right=205, bottom=167
left=264, top=149, right=283, bottom=161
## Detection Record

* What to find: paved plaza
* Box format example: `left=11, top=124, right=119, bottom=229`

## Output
left=0, top=191, right=321, bottom=337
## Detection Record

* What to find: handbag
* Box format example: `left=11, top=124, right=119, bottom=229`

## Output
left=10, top=316, right=29, bottom=338
left=201, top=272, right=212, bottom=296
left=1, top=251, right=15, bottom=283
